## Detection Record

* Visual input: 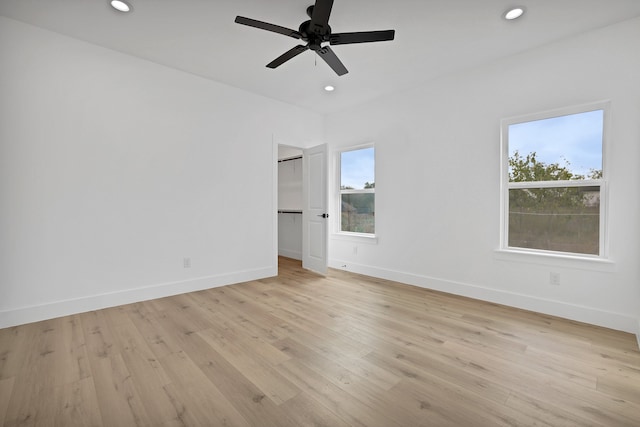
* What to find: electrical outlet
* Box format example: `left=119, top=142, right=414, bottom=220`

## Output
left=183, top=257, right=191, bottom=268
left=549, top=272, right=560, bottom=286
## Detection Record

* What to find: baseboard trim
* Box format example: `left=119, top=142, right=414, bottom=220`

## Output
left=278, top=249, right=302, bottom=261
left=329, top=259, right=637, bottom=334
left=636, top=319, right=640, bottom=350
left=0, top=266, right=276, bottom=329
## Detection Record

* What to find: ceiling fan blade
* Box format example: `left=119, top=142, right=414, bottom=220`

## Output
left=235, top=16, right=302, bottom=39
left=266, top=45, right=309, bottom=69
left=309, top=0, right=334, bottom=34
left=330, top=30, right=395, bottom=45
left=317, top=46, right=348, bottom=76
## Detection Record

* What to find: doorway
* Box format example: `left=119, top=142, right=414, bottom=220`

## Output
left=277, top=145, right=303, bottom=260
left=276, top=143, right=329, bottom=275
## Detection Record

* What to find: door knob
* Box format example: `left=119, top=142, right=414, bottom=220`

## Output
left=317, top=213, right=329, bottom=218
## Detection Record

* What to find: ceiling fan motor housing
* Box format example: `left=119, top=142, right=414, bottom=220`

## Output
left=299, top=20, right=331, bottom=51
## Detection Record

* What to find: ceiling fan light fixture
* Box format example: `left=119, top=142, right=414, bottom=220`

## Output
left=110, top=0, right=132, bottom=13
left=504, top=7, right=525, bottom=20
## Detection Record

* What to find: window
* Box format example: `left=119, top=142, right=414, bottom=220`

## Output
left=339, top=146, right=375, bottom=234
left=501, top=104, right=607, bottom=257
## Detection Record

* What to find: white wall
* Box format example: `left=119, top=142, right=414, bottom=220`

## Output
left=0, top=17, right=323, bottom=328
left=326, top=17, right=640, bottom=333
left=278, top=213, right=303, bottom=260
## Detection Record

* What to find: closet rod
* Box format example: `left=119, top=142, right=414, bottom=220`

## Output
left=278, top=156, right=303, bottom=163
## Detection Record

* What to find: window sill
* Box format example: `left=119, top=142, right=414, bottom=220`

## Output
left=494, top=248, right=615, bottom=272
left=331, top=232, right=378, bottom=245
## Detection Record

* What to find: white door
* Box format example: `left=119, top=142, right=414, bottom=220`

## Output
left=302, top=144, right=328, bottom=275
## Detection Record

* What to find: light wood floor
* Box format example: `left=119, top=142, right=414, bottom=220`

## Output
left=1, top=257, right=639, bottom=426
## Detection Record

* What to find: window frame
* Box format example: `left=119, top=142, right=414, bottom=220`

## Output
left=335, top=144, right=376, bottom=238
left=500, top=101, right=610, bottom=259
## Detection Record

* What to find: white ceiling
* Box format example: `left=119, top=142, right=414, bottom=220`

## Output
left=2, top=0, right=640, bottom=115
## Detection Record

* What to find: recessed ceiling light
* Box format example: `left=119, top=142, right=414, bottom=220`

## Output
left=504, top=7, right=524, bottom=20
left=110, top=0, right=132, bottom=13
left=324, top=85, right=335, bottom=92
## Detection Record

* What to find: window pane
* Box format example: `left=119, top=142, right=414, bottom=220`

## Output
left=341, top=147, right=375, bottom=190
left=341, top=193, right=374, bottom=233
left=508, top=110, right=603, bottom=182
left=508, top=186, right=600, bottom=255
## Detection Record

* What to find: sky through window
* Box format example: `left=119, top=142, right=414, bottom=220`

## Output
left=508, top=109, right=603, bottom=177
left=341, top=147, right=375, bottom=189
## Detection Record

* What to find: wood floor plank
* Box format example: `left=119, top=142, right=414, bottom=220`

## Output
left=81, top=309, right=152, bottom=426
left=234, top=336, right=292, bottom=366
left=49, top=376, right=103, bottom=427
left=596, top=371, right=640, bottom=405
left=159, top=351, right=251, bottom=427
left=438, top=340, right=640, bottom=426
left=505, top=391, right=608, bottom=427
left=198, top=287, right=290, bottom=343
left=277, top=357, right=404, bottom=427
left=0, top=377, right=14, bottom=426
left=107, top=315, right=184, bottom=426
left=197, top=327, right=300, bottom=405
left=125, top=304, right=183, bottom=360
left=87, top=352, right=152, bottom=426
left=389, top=377, right=550, bottom=427
left=1, top=256, right=639, bottom=426
left=2, top=319, right=60, bottom=388
left=4, top=377, right=103, bottom=427
left=278, top=393, right=352, bottom=427
left=195, top=341, right=301, bottom=427
left=56, top=315, right=92, bottom=385
left=144, top=305, right=301, bottom=427
left=0, top=327, right=27, bottom=380
left=274, top=337, right=440, bottom=426
left=443, top=339, right=597, bottom=392
left=274, top=336, right=401, bottom=392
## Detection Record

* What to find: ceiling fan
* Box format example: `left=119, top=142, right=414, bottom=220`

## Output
left=234, top=0, right=395, bottom=76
